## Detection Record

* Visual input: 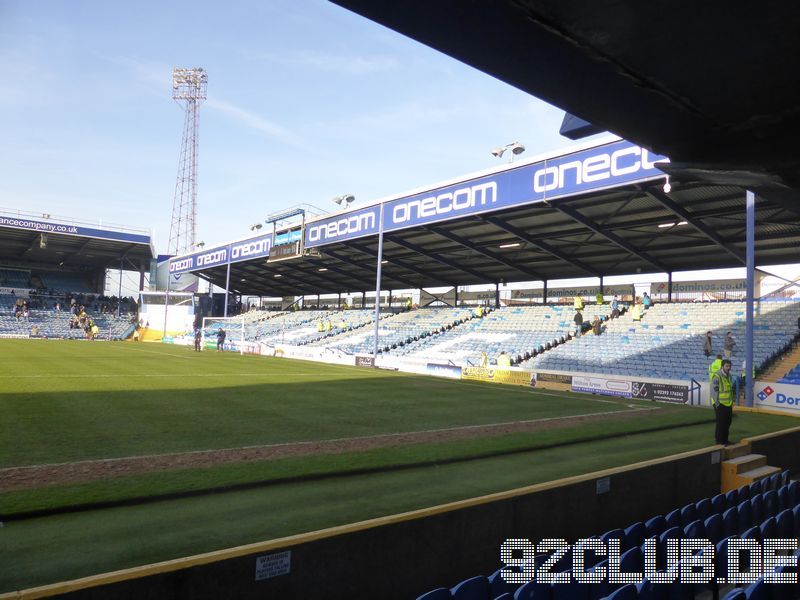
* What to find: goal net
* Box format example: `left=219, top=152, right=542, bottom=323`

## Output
left=201, top=315, right=246, bottom=354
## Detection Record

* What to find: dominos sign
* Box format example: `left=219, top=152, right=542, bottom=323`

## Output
left=755, top=382, right=800, bottom=412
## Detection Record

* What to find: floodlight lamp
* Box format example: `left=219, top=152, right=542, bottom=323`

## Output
left=663, top=176, right=672, bottom=194
left=250, top=223, right=263, bottom=231
left=491, top=147, right=505, bottom=158
left=510, top=142, right=526, bottom=155
left=333, top=194, right=355, bottom=206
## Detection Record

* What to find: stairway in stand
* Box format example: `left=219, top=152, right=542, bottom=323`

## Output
left=720, top=442, right=783, bottom=492
left=759, top=340, right=800, bottom=381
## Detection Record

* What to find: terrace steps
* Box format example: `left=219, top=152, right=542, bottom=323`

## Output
left=720, top=442, right=783, bottom=491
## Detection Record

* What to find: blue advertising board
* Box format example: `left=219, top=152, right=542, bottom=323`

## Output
left=169, top=233, right=273, bottom=275
left=0, top=214, right=151, bottom=245
left=305, top=139, right=666, bottom=248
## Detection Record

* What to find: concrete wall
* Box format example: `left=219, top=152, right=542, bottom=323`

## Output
left=44, top=446, right=733, bottom=600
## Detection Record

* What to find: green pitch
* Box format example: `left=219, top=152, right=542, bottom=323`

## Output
left=0, top=339, right=796, bottom=592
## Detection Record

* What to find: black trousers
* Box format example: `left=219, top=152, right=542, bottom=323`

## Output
left=714, top=404, right=732, bottom=444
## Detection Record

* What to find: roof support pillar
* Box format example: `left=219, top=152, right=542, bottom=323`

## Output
left=495, top=283, right=500, bottom=309
left=668, top=272, right=673, bottom=303
left=745, top=191, right=756, bottom=408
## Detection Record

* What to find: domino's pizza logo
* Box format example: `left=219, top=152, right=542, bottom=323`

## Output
left=757, top=386, right=774, bottom=402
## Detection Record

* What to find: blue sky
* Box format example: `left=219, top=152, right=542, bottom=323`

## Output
left=0, top=0, right=583, bottom=257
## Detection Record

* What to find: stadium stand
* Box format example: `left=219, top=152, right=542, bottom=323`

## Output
left=416, top=471, right=798, bottom=600
left=521, top=301, right=799, bottom=381
left=381, top=305, right=606, bottom=366
left=203, top=309, right=381, bottom=347
left=779, top=366, right=800, bottom=385
left=0, top=293, right=135, bottom=340
left=308, top=306, right=476, bottom=355
left=0, top=267, right=31, bottom=288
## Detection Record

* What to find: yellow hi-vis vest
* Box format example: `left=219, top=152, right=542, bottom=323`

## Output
left=712, top=371, right=733, bottom=407
left=708, top=359, right=722, bottom=382
left=574, top=296, right=584, bottom=310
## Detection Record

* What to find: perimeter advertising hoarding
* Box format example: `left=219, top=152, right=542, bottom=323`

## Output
left=355, top=355, right=375, bottom=368
left=426, top=363, right=462, bottom=380
left=0, top=214, right=150, bottom=245
left=631, top=381, right=689, bottom=404
left=462, top=367, right=533, bottom=387
left=304, top=139, right=667, bottom=248
left=755, top=382, right=800, bottom=413
left=571, top=375, right=632, bottom=397
left=572, top=375, right=689, bottom=402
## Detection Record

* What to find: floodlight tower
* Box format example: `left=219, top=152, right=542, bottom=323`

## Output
left=169, top=68, right=207, bottom=256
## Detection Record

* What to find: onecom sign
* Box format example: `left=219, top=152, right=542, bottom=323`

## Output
left=304, top=139, right=667, bottom=248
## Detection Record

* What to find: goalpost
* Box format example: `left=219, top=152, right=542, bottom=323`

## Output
left=201, top=315, right=246, bottom=354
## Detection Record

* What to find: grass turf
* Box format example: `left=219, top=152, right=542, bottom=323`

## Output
left=0, top=339, right=797, bottom=592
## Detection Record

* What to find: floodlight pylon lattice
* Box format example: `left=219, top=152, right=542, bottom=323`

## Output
left=169, top=68, right=207, bottom=256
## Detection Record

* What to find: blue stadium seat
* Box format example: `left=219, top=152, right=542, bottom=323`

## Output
left=780, top=470, right=790, bottom=487
left=770, top=565, right=796, bottom=600
left=744, top=578, right=770, bottom=600
left=725, top=489, right=739, bottom=508
left=704, top=513, right=724, bottom=546
left=450, top=575, right=490, bottom=600
left=514, top=580, right=550, bottom=600
left=751, top=494, right=765, bottom=524
left=760, top=516, right=777, bottom=540
left=606, top=584, right=637, bottom=600
left=617, top=546, right=644, bottom=585
left=738, top=500, right=754, bottom=533
left=695, top=498, right=713, bottom=521
left=788, top=481, right=800, bottom=507
left=723, top=506, right=739, bottom=537
left=417, top=588, right=452, bottom=600
left=489, top=568, right=516, bottom=599
left=711, top=493, right=726, bottom=515
left=762, top=490, right=779, bottom=518
left=550, top=578, right=588, bottom=600
left=623, top=522, right=645, bottom=553
left=679, top=503, right=697, bottom=527
left=722, top=589, right=746, bottom=600
left=645, top=515, right=667, bottom=540
left=742, top=525, right=761, bottom=542
left=775, top=509, right=795, bottom=538
left=683, top=519, right=704, bottom=541
left=777, top=486, right=790, bottom=512
left=637, top=578, right=668, bottom=600
left=665, top=509, right=682, bottom=531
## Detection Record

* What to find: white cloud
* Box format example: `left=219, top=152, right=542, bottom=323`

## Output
left=241, top=48, right=398, bottom=75
left=205, top=98, right=306, bottom=149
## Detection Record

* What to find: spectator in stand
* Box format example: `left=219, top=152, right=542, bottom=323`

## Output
left=724, top=331, right=736, bottom=358
left=642, top=292, right=652, bottom=310
left=573, top=310, right=584, bottom=336
left=497, top=351, right=512, bottom=367
left=610, top=295, right=620, bottom=318
left=592, top=315, right=603, bottom=335
left=573, top=295, right=584, bottom=311
left=703, top=331, right=714, bottom=357
left=631, top=299, right=642, bottom=321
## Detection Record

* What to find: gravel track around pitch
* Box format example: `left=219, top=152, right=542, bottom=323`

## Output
left=0, top=405, right=659, bottom=492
